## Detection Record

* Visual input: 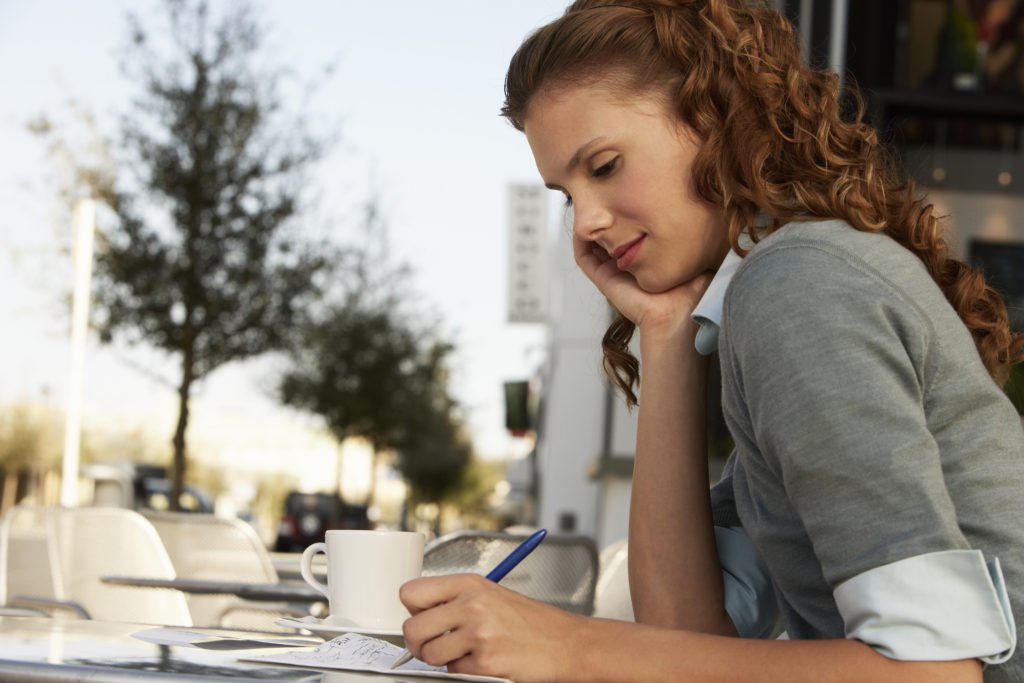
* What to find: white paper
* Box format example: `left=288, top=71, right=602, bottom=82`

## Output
left=133, top=627, right=320, bottom=650
left=243, top=633, right=512, bottom=683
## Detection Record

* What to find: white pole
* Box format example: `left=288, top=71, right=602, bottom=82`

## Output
left=798, top=0, right=814, bottom=66
left=61, top=198, right=96, bottom=507
left=829, top=0, right=850, bottom=86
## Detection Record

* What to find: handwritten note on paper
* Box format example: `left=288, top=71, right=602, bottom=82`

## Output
left=242, top=633, right=512, bottom=683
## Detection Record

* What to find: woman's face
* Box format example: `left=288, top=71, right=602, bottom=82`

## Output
left=523, top=83, right=728, bottom=293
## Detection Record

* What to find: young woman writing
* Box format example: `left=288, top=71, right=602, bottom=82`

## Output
left=399, top=2, right=1024, bottom=680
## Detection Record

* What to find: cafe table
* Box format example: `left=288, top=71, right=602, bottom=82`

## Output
left=0, top=615, right=417, bottom=682
left=101, top=575, right=324, bottom=604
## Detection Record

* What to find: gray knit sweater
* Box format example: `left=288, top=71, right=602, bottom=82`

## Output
left=712, top=219, right=1024, bottom=681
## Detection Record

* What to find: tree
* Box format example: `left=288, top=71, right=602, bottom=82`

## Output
left=387, top=341, right=474, bottom=509
left=395, top=402, right=474, bottom=518
left=34, top=0, right=335, bottom=506
left=278, top=295, right=470, bottom=508
left=278, top=198, right=473, bottom=510
left=0, top=404, right=63, bottom=475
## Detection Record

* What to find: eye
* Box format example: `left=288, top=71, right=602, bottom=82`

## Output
left=562, top=194, right=573, bottom=208
left=592, top=157, right=618, bottom=177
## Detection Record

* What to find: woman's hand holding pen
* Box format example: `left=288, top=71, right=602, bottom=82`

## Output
left=571, top=234, right=714, bottom=343
left=398, top=574, right=582, bottom=682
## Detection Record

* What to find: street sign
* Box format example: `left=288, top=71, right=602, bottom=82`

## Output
left=507, top=183, right=550, bottom=323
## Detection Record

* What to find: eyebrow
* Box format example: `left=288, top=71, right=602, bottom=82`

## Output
left=543, top=136, right=607, bottom=191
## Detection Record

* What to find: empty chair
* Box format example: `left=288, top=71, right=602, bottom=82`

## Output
left=0, top=505, right=191, bottom=625
left=0, top=504, right=72, bottom=617
left=592, top=537, right=634, bottom=621
left=143, top=511, right=305, bottom=630
left=0, top=505, right=58, bottom=608
left=422, top=529, right=599, bottom=615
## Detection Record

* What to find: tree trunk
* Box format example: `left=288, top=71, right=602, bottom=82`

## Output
left=170, top=341, right=195, bottom=512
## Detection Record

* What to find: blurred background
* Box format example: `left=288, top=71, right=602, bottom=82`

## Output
left=0, top=0, right=569, bottom=546
left=0, top=0, right=1022, bottom=555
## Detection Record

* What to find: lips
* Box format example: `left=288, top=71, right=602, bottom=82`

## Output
left=611, top=236, right=645, bottom=270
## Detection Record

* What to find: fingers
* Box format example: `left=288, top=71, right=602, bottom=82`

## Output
left=399, top=574, right=517, bottom=669
left=414, top=627, right=476, bottom=669
left=402, top=600, right=473, bottom=666
left=399, top=578, right=571, bottom=682
left=399, top=573, right=485, bottom=614
left=401, top=586, right=472, bottom=641
left=415, top=633, right=501, bottom=680
left=398, top=574, right=485, bottom=658
left=572, top=234, right=610, bottom=277
left=573, top=235, right=633, bottom=296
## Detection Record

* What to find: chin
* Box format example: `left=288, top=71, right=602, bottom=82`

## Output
left=633, top=271, right=685, bottom=294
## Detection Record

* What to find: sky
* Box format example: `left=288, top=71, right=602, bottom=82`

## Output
left=0, top=0, right=572, bottom=490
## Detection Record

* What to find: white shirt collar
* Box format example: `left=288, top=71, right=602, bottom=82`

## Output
left=691, top=248, right=744, bottom=355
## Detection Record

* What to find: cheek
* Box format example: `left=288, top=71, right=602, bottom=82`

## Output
left=614, top=173, right=659, bottom=221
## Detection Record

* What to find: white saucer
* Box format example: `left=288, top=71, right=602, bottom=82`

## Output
left=274, top=616, right=404, bottom=645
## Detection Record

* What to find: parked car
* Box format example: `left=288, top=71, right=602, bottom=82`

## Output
left=81, top=461, right=214, bottom=514
left=273, top=491, right=370, bottom=552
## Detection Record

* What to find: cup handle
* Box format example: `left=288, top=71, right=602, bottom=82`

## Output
left=300, top=542, right=330, bottom=598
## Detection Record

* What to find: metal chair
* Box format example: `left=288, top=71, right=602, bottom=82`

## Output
left=421, top=529, right=599, bottom=615
left=0, top=505, right=60, bottom=614
left=143, top=511, right=307, bottom=630
left=592, top=537, right=634, bottom=621
left=0, top=505, right=192, bottom=625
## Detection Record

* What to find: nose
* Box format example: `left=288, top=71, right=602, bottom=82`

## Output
left=570, top=195, right=613, bottom=242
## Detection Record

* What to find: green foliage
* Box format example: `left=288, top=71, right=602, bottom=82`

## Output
left=33, top=0, right=337, bottom=507
left=92, top=0, right=333, bottom=375
left=396, top=410, right=474, bottom=506
left=79, top=425, right=169, bottom=467
left=279, top=296, right=472, bottom=503
left=280, top=304, right=444, bottom=449
left=279, top=204, right=472, bottom=507
left=436, top=459, right=505, bottom=518
left=0, top=404, right=63, bottom=472
left=0, top=404, right=170, bottom=476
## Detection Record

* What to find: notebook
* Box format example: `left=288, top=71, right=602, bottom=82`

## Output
left=242, top=632, right=513, bottom=683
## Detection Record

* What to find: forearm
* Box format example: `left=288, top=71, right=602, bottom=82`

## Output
left=566, top=619, right=982, bottom=683
left=628, top=325, right=732, bottom=634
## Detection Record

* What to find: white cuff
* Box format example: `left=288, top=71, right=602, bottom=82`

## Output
left=717, top=526, right=778, bottom=639
left=834, top=549, right=1016, bottom=664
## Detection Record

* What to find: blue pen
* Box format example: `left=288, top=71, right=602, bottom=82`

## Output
left=484, top=528, right=547, bottom=581
left=391, top=528, right=548, bottom=669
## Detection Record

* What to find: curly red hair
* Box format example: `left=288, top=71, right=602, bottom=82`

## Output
left=502, top=0, right=1023, bottom=404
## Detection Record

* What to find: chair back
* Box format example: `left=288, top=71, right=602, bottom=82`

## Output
left=592, top=537, right=634, bottom=620
left=422, top=530, right=599, bottom=615
left=0, top=505, right=59, bottom=604
left=0, top=505, right=191, bottom=625
left=143, top=511, right=295, bottom=629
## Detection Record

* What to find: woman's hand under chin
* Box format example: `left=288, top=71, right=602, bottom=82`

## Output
left=399, top=574, right=585, bottom=683
left=572, top=235, right=715, bottom=341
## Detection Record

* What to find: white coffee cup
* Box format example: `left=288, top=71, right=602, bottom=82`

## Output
left=300, top=529, right=424, bottom=630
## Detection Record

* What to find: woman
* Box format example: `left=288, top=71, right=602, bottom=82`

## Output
left=399, top=1, right=1024, bottom=680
